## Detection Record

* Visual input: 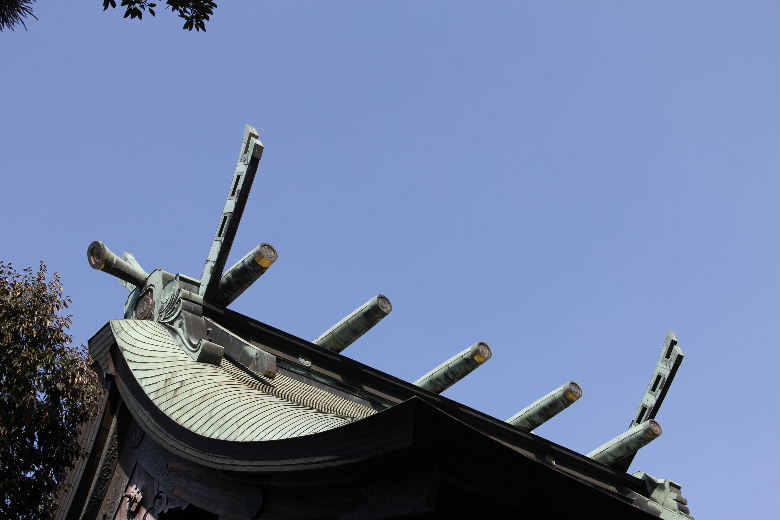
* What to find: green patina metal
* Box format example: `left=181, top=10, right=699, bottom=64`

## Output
left=585, top=331, right=685, bottom=474
left=506, top=380, right=582, bottom=431
left=213, top=242, right=278, bottom=307
left=199, top=125, right=264, bottom=303
left=87, top=127, right=283, bottom=370
left=630, top=332, right=684, bottom=429
left=86, top=125, right=388, bottom=445
left=588, top=419, right=663, bottom=466
left=633, top=472, right=694, bottom=517
left=110, top=319, right=371, bottom=441
left=413, top=341, right=492, bottom=394
left=313, top=294, right=392, bottom=353
left=83, top=123, right=695, bottom=518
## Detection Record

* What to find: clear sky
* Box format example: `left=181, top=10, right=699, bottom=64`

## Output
left=1, top=2, right=777, bottom=518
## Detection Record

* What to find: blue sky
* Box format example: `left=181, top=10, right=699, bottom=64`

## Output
left=1, top=2, right=777, bottom=518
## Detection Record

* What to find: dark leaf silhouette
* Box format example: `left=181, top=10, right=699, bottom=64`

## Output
left=0, top=0, right=37, bottom=31
left=1, top=1, right=218, bottom=31
left=106, top=0, right=217, bottom=31
left=0, top=262, right=102, bottom=519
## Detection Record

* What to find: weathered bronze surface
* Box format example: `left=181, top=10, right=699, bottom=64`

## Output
left=64, top=124, right=693, bottom=520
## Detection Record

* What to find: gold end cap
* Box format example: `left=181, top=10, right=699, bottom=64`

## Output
left=87, top=241, right=107, bottom=270
left=645, top=420, right=663, bottom=439
left=472, top=342, right=492, bottom=363
left=254, top=243, right=278, bottom=267
left=564, top=381, right=583, bottom=402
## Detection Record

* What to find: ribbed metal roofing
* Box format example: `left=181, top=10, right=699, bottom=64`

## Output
left=111, top=319, right=376, bottom=441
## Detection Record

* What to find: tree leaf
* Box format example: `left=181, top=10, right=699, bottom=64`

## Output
left=0, top=261, right=102, bottom=518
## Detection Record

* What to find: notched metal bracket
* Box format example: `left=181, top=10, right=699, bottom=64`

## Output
left=613, top=331, right=684, bottom=472
left=633, top=472, right=693, bottom=518
left=630, top=331, right=684, bottom=428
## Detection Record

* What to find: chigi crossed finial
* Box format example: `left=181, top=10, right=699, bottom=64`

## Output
left=81, top=124, right=692, bottom=518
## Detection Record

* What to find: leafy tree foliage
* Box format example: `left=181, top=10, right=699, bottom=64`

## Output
left=103, top=0, right=217, bottom=31
left=0, top=262, right=102, bottom=520
left=0, top=0, right=36, bottom=31
left=0, top=0, right=217, bottom=32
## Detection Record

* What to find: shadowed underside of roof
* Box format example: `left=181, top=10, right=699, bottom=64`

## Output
left=55, top=319, right=687, bottom=520
left=64, top=121, right=693, bottom=519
